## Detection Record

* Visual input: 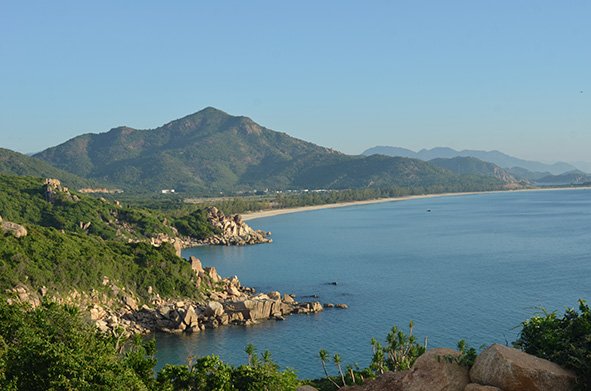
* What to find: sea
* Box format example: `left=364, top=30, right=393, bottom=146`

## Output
left=154, top=189, right=591, bottom=379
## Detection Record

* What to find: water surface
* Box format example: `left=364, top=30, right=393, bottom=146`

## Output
left=156, top=190, right=591, bottom=378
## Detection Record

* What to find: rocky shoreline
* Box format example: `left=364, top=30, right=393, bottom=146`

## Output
left=8, top=256, right=347, bottom=338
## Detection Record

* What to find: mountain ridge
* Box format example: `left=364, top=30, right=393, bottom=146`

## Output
left=363, top=146, right=580, bottom=175
left=34, top=108, right=515, bottom=194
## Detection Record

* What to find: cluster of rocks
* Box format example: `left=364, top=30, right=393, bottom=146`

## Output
left=44, top=178, right=79, bottom=203
left=198, top=207, right=271, bottom=246
left=0, top=215, right=28, bottom=238
left=346, top=344, right=576, bottom=391
left=92, top=263, right=328, bottom=336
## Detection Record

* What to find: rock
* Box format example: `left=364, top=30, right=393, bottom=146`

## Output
left=1, top=221, right=28, bottom=238
left=204, top=267, right=221, bottom=283
left=470, top=344, right=577, bottom=391
left=122, top=295, right=138, bottom=311
left=296, top=386, right=319, bottom=391
left=96, top=320, right=109, bottom=332
left=324, top=303, right=335, bottom=308
left=39, top=286, right=48, bottom=297
left=465, top=384, right=503, bottom=391
left=205, top=301, right=224, bottom=317
left=181, top=306, right=199, bottom=328
left=335, top=303, right=349, bottom=309
left=229, top=275, right=240, bottom=287
left=267, top=291, right=281, bottom=300
left=283, top=294, right=296, bottom=304
left=394, top=348, right=470, bottom=391
left=189, top=256, right=204, bottom=273
left=227, top=285, right=241, bottom=297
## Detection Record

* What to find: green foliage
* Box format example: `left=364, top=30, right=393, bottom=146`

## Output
left=157, top=346, right=299, bottom=391
left=157, top=355, right=234, bottom=391
left=514, top=299, right=591, bottom=389
left=0, top=301, right=154, bottom=390
left=33, top=107, right=512, bottom=195
left=0, top=147, right=96, bottom=190
left=173, top=209, right=219, bottom=239
left=383, top=321, right=427, bottom=371
left=0, top=225, right=200, bottom=301
left=438, top=340, right=478, bottom=368
left=0, top=174, right=176, bottom=242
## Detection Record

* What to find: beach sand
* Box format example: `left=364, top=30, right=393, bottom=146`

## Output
left=241, top=187, right=591, bottom=221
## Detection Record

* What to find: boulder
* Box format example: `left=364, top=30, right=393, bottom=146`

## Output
left=189, top=256, right=204, bottom=274
left=470, top=344, right=576, bottom=391
left=204, top=267, right=221, bottom=283
left=181, top=305, right=199, bottom=328
left=283, top=294, right=296, bottom=304
left=226, top=285, right=241, bottom=297
left=336, top=303, right=349, bottom=309
left=465, top=384, right=503, bottom=391
left=205, top=301, right=224, bottom=317
left=396, top=348, right=470, bottom=391
left=1, top=221, right=28, bottom=238
left=122, top=295, right=138, bottom=311
left=267, top=291, right=281, bottom=300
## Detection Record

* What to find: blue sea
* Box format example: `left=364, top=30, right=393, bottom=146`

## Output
left=155, top=189, right=591, bottom=378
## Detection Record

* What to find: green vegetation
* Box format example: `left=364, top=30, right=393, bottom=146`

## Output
left=33, top=107, right=516, bottom=195
left=0, top=174, right=215, bottom=301
left=0, top=148, right=97, bottom=190
left=0, top=301, right=299, bottom=391
left=0, top=301, right=157, bottom=390
left=514, top=299, right=591, bottom=389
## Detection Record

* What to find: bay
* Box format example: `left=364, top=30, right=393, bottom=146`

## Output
left=155, top=189, right=591, bottom=378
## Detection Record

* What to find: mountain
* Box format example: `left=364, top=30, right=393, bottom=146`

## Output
left=534, top=170, right=591, bottom=186
left=0, top=148, right=98, bottom=189
left=35, top=108, right=514, bottom=194
left=362, top=146, right=578, bottom=175
left=428, top=157, right=517, bottom=183
left=506, top=166, right=551, bottom=182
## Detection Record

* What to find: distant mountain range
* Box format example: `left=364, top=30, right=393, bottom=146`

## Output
left=362, top=146, right=581, bottom=175
left=23, top=107, right=516, bottom=194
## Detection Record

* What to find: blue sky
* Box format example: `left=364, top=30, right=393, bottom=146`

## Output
left=1, top=1, right=589, bottom=162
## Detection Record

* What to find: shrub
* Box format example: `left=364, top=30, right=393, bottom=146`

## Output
left=514, top=299, right=591, bottom=389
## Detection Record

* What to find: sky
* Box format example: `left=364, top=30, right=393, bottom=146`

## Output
left=1, top=1, right=590, bottom=163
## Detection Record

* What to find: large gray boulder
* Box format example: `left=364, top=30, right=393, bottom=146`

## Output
left=398, top=348, right=470, bottom=391
left=470, top=344, right=576, bottom=391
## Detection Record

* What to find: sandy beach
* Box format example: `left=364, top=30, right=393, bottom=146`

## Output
left=241, top=186, right=591, bottom=221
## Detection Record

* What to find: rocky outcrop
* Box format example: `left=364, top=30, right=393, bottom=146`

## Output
left=470, top=344, right=576, bottom=391
left=199, top=207, right=271, bottom=246
left=393, top=348, right=470, bottom=391
left=348, top=344, right=577, bottom=391
left=0, top=217, right=28, bottom=238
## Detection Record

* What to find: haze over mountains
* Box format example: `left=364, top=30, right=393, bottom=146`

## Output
left=362, top=146, right=580, bottom=175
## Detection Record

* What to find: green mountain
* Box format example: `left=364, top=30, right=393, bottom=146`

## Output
left=535, top=170, right=591, bottom=186
left=0, top=148, right=98, bottom=189
left=35, top=107, right=514, bottom=194
left=428, top=157, right=517, bottom=183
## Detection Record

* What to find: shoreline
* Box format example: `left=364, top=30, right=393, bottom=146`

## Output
left=241, top=186, right=591, bottom=221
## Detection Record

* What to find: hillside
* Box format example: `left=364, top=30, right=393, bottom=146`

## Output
left=428, top=157, right=517, bottom=183
left=535, top=170, right=591, bottom=186
left=35, top=108, right=515, bottom=194
left=363, top=146, right=578, bottom=175
left=0, top=147, right=99, bottom=189
left=0, top=174, right=215, bottom=299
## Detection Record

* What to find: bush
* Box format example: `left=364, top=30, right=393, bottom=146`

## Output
left=514, top=299, right=591, bottom=389
left=0, top=301, right=154, bottom=390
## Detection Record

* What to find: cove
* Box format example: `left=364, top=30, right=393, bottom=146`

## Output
left=155, top=189, right=591, bottom=379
